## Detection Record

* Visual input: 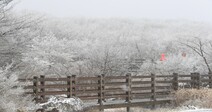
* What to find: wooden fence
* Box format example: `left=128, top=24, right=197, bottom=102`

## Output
left=19, top=72, right=212, bottom=112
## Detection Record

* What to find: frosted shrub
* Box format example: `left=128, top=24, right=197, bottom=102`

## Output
left=140, top=54, right=204, bottom=75
left=0, top=65, right=37, bottom=112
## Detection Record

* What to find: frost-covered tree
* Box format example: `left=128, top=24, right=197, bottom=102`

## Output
left=180, top=37, right=212, bottom=74
left=22, top=32, right=92, bottom=77
left=0, top=1, right=42, bottom=111
left=140, top=54, right=203, bottom=75
left=21, top=17, right=212, bottom=76
left=84, top=40, right=127, bottom=76
left=0, top=0, right=41, bottom=71
left=0, top=64, right=36, bottom=112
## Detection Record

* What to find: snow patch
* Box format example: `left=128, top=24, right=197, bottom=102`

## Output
left=39, top=96, right=84, bottom=112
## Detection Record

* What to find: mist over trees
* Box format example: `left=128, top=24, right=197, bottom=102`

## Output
left=1, top=1, right=212, bottom=78
left=21, top=18, right=212, bottom=77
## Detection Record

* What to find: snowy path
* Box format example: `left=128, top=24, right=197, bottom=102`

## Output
left=181, top=109, right=212, bottom=112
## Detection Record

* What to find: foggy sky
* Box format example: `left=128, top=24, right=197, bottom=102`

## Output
left=14, top=0, right=212, bottom=23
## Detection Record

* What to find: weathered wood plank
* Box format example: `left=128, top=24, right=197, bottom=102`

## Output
left=132, top=75, right=152, bottom=78
left=132, top=81, right=152, bottom=84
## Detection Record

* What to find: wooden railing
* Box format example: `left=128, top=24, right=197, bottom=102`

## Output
left=19, top=72, right=212, bottom=112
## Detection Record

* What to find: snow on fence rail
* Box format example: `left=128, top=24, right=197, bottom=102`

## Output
left=19, top=72, right=212, bottom=112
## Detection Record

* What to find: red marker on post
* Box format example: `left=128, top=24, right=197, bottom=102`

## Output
left=160, top=53, right=166, bottom=61
left=182, top=52, right=186, bottom=57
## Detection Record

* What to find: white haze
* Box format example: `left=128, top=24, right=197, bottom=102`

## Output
left=14, top=0, right=212, bottom=23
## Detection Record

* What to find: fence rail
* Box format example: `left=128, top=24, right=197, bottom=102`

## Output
left=19, top=72, right=212, bottom=112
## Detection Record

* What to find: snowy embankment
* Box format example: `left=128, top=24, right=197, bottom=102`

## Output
left=39, top=95, right=84, bottom=112
left=178, top=105, right=212, bottom=112
left=181, top=109, right=212, bottom=112
left=179, top=106, right=212, bottom=112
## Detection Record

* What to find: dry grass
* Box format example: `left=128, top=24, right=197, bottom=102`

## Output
left=175, top=88, right=212, bottom=108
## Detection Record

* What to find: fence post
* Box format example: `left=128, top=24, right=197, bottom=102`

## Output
left=33, top=76, right=38, bottom=103
left=191, top=73, right=195, bottom=88
left=72, top=75, right=76, bottom=97
left=98, top=75, right=103, bottom=112
left=196, top=73, right=201, bottom=89
left=126, top=73, right=132, bottom=112
left=191, top=73, right=201, bottom=89
left=151, top=73, right=156, bottom=109
left=209, top=72, right=212, bottom=88
left=101, top=74, right=106, bottom=102
left=172, top=73, right=179, bottom=91
left=40, top=75, right=45, bottom=102
left=67, top=76, right=72, bottom=98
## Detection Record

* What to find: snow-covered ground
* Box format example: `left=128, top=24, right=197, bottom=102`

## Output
left=178, top=105, right=212, bottom=112
left=181, top=109, right=212, bottom=112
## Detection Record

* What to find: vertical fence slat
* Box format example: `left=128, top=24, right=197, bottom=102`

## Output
left=196, top=73, right=201, bottom=89
left=126, top=73, right=132, bottom=112
left=191, top=73, right=195, bottom=88
left=151, top=73, right=156, bottom=109
left=98, top=75, right=103, bottom=112
left=72, top=75, right=76, bottom=97
left=40, top=75, right=45, bottom=101
left=172, top=73, right=179, bottom=91
left=209, top=72, right=212, bottom=88
left=33, top=76, right=38, bottom=103
left=191, top=73, right=201, bottom=89
left=67, top=76, right=72, bottom=98
left=102, top=74, right=105, bottom=102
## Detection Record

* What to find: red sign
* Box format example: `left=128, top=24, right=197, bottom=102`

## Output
left=160, top=53, right=166, bottom=61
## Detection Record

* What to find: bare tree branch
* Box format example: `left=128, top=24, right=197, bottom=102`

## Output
left=179, top=37, right=212, bottom=74
left=179, top=42, right=202, bottom=56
